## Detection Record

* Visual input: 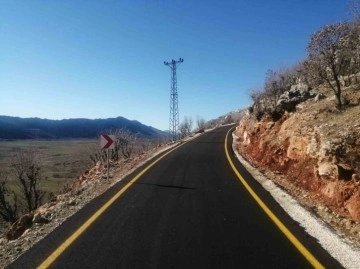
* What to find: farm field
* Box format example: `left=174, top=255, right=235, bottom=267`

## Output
left=0, top=139, right=98, bottom=193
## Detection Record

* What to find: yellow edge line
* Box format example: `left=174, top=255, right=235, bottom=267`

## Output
left=38, top=140, right=191, bottom=269
left=224, top=128, right=324, bottom=269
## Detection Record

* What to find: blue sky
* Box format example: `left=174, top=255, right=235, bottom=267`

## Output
left=0, top=0, right=350, bottom=130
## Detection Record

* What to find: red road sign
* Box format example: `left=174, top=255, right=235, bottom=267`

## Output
left=100, top=134, right=115, bottom=149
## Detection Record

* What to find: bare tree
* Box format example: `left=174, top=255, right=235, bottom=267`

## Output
left=347, top=20, right=360, bottom=82
left=112, top=128, right=136, bottom=159
left=0, top=171, right=18, bottom=223
left=187, top=117, right=193, bottom=135
left=89, top=150, right=107, bottom=164
left=178, top=122, right=187, bottom=139
left=264, top=69, right=283, bottom=109
left=298, top=60, right=323, bottom=87
left=307, top=22, right=352, bottom=109
left=179, top=116, right=193, bottom=139
left=140, top=138, right=153, bottom=153
left=196, top=116, right=206, bottom=131
left=11, top=150, right=44, bottom=212
left=249, top=88, right=263, bottom=104
left=249, top=87, right=265, bottom=118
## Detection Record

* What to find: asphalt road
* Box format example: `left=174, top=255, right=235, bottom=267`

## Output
left=8, top=125, right=342, bottom=269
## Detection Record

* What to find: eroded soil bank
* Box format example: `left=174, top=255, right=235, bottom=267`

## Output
left=235, top=87, right=360, bottom=246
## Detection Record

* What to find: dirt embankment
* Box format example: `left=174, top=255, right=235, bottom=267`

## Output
left=235, top=86, right=360, bottom=244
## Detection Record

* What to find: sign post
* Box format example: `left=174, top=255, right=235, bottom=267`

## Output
left=100, top=134, right=115, bottom=181
left=107, top=148, right=110, bottom=182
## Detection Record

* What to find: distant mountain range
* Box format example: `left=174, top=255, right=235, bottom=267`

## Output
left=0, top=116, right=166, bottom=140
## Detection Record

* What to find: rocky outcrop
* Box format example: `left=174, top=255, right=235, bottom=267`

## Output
left=235, top=93, right=360, bottom=223
left=276, top=82, right=312, bottom=112
left=6, top=211, right=51, bottom=241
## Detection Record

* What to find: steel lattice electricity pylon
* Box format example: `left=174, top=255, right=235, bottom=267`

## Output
left=164, top=58, right=183, bottom=141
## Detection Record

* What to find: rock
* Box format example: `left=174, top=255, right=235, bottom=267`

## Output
left=344, top=134, right=356, bottom=145
left=45, top=212, right=53, bottom=219
left=276, top=82, right=311, bottom=111
left=78, top=174, right=87, bottom=182
left=32, top=213, right=50, bottom=224
left=317, top=162, right=338, bottom=179
left=307, top=135, right=320, bottom=158
left=345, top=219, right=353, bottom=229
left=267, top=122, right=275, bottom=129
left=0, top=237, right=6, bottom=245
left=6, top=213, right=34, bottom=241
left=296, top=103, right=304, bottom=110
left=95, top=161, right=102, bottom=169
left=345, top=193, right=360, bottom=222
left=314, top=93, right=325, bottom=102
left=32, top=213, right=41, bottom=223
left=75, top=188, right=85, bottom=196
left=242, top=131, right=251, bottom=145
left=322, top=180, right=355, bottom=207
left=68, top=198, right=77, bottom=206
left=286, top=136, right=309, bottom=160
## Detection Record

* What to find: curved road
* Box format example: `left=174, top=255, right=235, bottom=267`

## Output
left=8, top=125, right=341, bottom=268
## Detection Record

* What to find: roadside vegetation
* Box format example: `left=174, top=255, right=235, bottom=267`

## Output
left=0, top=130, right=165, bottom=225
left=250, top=2, right=360, bottom=120
left=237, top=0, right=360, bottom=244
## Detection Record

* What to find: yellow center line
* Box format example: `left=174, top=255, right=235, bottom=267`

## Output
left=38, top=139, right=192, bottom=269
left=224, top=128, right=325, bottom=269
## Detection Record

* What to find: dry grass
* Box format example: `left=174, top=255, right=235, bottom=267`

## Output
left=291, top=85, right=360, bottom=143
left=0, top=139, right=98, bottom=193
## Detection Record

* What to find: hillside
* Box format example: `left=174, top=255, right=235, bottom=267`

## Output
left=206, top=109, right=247, bottom=127
left=235, top=84, right=360, bottom=245
left=0, top=116, right=166, bottom=139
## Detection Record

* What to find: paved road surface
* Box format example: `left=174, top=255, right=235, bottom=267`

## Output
left=8, top=125, right=342, bottom=268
